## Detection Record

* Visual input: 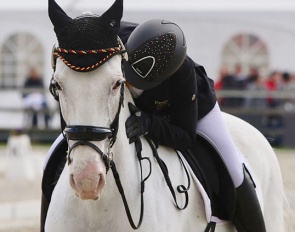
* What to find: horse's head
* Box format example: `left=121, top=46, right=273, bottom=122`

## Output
left=49, top=0, right=125, bottom=200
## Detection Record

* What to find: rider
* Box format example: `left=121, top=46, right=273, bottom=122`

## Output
left=119, top=19, right=266, bottom=232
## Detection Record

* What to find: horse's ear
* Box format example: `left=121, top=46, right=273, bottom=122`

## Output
left=101, top=0, right=123, bottom=28
left=48, top=0, right=72, bottom=36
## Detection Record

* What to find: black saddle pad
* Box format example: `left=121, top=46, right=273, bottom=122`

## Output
left=181, top=133, right=236, bottom=221
left=42, top=138, right=68, bottom=203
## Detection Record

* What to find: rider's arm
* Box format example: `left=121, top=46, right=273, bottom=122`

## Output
left=145, top=57, right=198, bottom=151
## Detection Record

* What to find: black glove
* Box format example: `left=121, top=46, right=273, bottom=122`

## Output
left=125, top=103, right=151, bottom=144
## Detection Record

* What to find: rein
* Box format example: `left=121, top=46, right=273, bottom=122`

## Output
left=60, top=83, right=190, bottom=229
left=145, top=136, right=191, bottom=210
left=110, top=138, right=151, bottom=229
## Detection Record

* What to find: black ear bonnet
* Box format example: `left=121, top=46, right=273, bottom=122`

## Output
left=49, top=0, right=124, bottom=72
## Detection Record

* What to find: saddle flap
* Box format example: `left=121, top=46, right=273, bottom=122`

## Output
left=182, top=134, right=236, bottom=221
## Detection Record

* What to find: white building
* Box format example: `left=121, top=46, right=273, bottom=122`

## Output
left=1, top=0, right=295, bottom=128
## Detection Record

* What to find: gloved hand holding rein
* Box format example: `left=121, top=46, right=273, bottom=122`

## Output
left=125, top=102, right=151, bottom=144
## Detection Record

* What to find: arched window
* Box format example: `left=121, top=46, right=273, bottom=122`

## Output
left=0, top=33, right=44, bottom=88
left=221, top=33, right=269, bottom=76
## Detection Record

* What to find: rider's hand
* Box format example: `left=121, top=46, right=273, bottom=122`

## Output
left=125, top=103, right=151, bottom=144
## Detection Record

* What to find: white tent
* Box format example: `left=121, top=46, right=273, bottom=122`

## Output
left=1, top=0, right=295, bottom=129
left=2, top=0, right=295, bottom=11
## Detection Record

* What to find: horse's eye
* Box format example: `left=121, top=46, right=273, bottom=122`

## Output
left=51, top=79, right=62, bottom=91
left=55, top=81, right=62, bottom=90
left=112, top=79, right=124, bottom=90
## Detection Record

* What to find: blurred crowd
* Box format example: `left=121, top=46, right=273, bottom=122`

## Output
left=215, top=64, right=295, bottom=111
left=22, top=67, right=50, bottom=129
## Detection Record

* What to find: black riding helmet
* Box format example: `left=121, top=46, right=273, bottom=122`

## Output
left=124, top=19, right=187, bottom=90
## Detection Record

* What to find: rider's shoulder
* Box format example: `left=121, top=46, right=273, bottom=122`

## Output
left=118, top=21, right=139, bottom=44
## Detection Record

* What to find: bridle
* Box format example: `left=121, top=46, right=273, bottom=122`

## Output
left=49, top=38, right=150, bottom=229
left=64, top=82, right=125, bottom=172
left=53, top=69, right=149, bottom=229
left=49, top=37, right=127, bottom=172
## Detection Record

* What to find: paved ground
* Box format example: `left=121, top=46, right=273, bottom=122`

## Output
left=0, top=143, right=45, bottom=232
left=0, top=144, right=294, bottom=232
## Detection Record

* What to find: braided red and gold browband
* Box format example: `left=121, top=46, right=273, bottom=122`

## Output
left=53, top=46, right=122, bottom=72
left=55, top=47, right=121, bottom=55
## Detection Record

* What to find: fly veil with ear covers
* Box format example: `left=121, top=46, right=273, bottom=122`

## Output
left=48, top=0, right=127, bottom=100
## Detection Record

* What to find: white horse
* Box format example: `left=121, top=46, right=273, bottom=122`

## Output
left=45, top=0, right=285, bottom=231
left=44, top=51, right=285, bottom=231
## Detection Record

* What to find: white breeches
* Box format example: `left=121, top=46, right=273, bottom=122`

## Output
left=197, top=102, right=245, bottom=187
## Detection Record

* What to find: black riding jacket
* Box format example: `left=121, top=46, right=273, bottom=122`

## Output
left=119, top=21, right=216, bottom=151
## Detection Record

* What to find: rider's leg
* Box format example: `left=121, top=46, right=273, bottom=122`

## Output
left=197, top=102, right=266, bottom=232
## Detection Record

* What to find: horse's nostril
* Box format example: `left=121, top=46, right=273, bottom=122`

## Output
left=97, top=173, right=106, bottom=194
left=70, top=174, right=82, bottom=198
left=67, top=154, right=72, bottom=165
left=70, top=174, right=76, bottom=188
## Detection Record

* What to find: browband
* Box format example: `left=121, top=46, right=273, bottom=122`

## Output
left=51, top=36, right=128, bottom=72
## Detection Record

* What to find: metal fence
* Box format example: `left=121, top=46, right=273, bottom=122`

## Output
left=0, top=89, right=294, bottom=146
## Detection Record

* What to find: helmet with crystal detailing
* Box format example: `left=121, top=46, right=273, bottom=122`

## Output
left=124, top=19, right=187, bottom=90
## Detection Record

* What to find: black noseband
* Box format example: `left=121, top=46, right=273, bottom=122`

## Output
left=64, top=125, right=113, bottom=141
left=65, top=125, right=113, bottom=172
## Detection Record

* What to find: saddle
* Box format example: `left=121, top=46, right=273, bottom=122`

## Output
left=184, top=133, right=236, bottom=221
left=41, top=134, right=236, bottom=231
left=41, top=138, right=67, bottom=231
